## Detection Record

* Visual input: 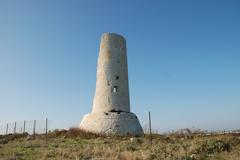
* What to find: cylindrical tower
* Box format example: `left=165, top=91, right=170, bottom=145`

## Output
left=93, top=33, right=130, bottom=113
left=79, top=33, right=143, bottom=136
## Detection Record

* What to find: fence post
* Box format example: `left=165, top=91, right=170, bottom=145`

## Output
left=23, top=120, right=26, bottom=133
left=149, top=111, right=152, bottom=145
left=13, top=122, right=16, bottom=134
left=45, top=118, right=48, bottom=144
left=33, top=120, right=36, bottom=138
left=6, top=123, right=8, bottom=135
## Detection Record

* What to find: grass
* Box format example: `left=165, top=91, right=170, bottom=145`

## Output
left=0, top=128, right=240, bottom=160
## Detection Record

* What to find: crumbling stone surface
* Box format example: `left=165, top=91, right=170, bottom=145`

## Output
left=80, top=112, right=143, bottom=136
left=79, top=33, right=143, bottom=136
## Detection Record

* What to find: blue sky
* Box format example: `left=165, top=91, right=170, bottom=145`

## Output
left=0, top=0, right=240, bottom=132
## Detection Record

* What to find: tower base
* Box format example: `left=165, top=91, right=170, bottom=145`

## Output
left=79, top=112, right=143, bottom=136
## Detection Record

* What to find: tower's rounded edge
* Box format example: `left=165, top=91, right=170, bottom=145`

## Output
left=101, top=32, right=126, bottom=43
left=79, top=112, right=144, bottom=136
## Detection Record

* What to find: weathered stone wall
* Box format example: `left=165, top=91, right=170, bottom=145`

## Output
left=80, top=33, right=143, bottom=136
left=80, top=112, right=143, bottom=135
left=93, top=33, right=130, bottom=113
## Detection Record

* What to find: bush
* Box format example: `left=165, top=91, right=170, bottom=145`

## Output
left=0, top=133, right=28, bottom=144
left=48, top=128, right=105, bottom=139
left=195, top=139, right=231, bottom=154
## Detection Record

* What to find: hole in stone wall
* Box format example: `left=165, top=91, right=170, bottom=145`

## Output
left=110, top=109, right=122, bottom=114
left=115, top=76, right=119, bottom=80
left=113, top=86, right=118, bottom=93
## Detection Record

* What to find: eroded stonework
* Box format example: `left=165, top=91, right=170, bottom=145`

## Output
left=80, top=112, right=143, bottom=135
left=79, top=33, right=143, bottom=136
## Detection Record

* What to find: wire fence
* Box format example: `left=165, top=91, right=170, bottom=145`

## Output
left=0, top=119, right=50, bottom=135
left=1, top=118, right=239, bottom=136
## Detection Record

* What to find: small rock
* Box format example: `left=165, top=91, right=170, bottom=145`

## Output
left=190, top=154, right=197, bottom=160
left=26, top=135, right=34, bottom=141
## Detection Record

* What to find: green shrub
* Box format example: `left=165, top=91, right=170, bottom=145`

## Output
left=195, top=139, right=231, bottom=154
left=0, top=133, right=28, bottom=144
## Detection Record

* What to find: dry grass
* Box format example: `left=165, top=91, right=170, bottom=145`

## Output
left=48, top=127, right=106, bottom=139
left=0, top=128, right=240, bottom=160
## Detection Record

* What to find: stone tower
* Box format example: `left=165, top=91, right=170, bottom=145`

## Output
left=79, top=33, right=143, bottom=136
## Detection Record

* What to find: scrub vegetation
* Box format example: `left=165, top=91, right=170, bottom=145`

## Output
left=0, top=128, right=240, bottom=160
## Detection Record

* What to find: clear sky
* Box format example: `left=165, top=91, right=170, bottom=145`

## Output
left=0, top=0, right=240, bottom=133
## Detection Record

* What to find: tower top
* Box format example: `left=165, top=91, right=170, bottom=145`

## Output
left=101, top=32, right=125, bottom=39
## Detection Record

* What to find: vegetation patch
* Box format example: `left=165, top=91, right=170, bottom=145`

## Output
left=0, top=128, right=240, bottom=160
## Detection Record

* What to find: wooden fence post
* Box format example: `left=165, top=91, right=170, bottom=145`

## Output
left=149, top=111, right=152, bottom=145
left=14, top=122, right=16, bottom=134
left=6, top=123, right=8, bottom=135
left=45, top=118, right=48, bottom=144
left=33, top=120, right=36, bottom=138
left=23, top=120, right=26, bottom=133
